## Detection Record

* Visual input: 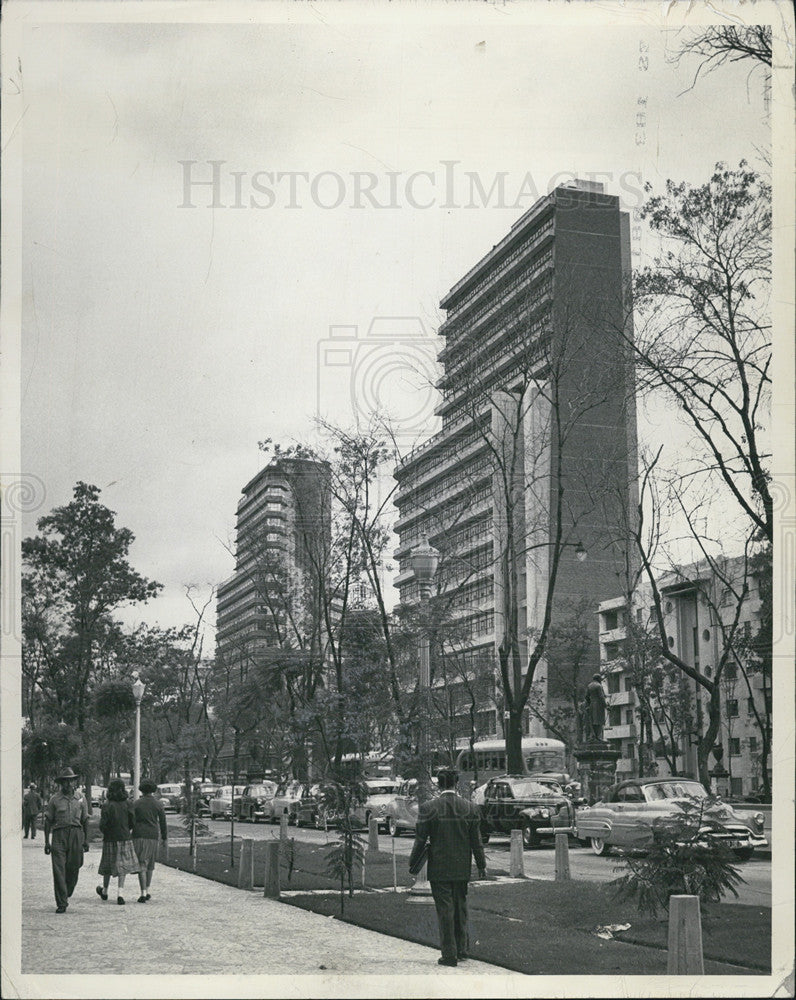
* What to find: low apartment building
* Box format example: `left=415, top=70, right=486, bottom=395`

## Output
left=597, top=555, right=770, bottom=797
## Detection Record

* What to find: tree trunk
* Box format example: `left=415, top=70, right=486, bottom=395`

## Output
left=697, top=683, right=721, bottom=788
left=506, top=709, right=524, bottom=774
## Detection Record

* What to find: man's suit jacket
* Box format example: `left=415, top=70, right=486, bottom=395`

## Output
left=408, top=791, right=486, bottom=882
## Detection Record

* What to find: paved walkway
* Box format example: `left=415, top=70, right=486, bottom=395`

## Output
left=17, top=838, right=504, bottom=978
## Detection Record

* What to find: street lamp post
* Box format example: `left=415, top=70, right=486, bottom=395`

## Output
left=409, top=538, right=439, bottom=897
left=131, top=672, right=145, bottom=802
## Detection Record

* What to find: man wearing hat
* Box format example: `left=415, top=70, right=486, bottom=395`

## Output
left=23, top=783, right=43, bottom=839
left=44, top=767, right=89, bottom=913
left=408, top=768, right=487, bottom=967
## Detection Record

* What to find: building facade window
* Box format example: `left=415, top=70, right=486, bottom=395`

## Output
left=726, top=699, right=739, bottom=718
left=729, top=738, right=741, bottom=756
left=730, top=777, right=743, bottom=796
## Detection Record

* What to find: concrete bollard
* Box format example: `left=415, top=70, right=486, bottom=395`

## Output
left=237, top=837, right=254, bottom=890
left=554, top=832, right=570, bottom=881
left=279, top=812, right=288, bottom=842
left=368, top=815, right=380, bottom=853
left=667, top=895, right=704, bottom=974
left=263, top=840, right=280, bottom=899
left=509, top=828, right=525, bottom=877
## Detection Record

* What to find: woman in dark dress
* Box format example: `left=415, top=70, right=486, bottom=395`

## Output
left=132, top=778, right=168, bottom=903
left=96, top=778, right=138, bottom=904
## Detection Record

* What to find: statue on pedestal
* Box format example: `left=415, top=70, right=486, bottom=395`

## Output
left=583, top=673, right=607, bottom=743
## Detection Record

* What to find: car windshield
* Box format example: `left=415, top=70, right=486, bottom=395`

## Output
left=251, top=784, right=275, bottom=796
left=644, top=781, right=708, bottom=802
left=508, top=780, right=559, bottom=798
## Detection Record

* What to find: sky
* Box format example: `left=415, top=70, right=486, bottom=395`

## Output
left=16, top=4, right=773, bottom=650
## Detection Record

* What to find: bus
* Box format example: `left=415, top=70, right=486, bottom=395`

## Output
left=337, top=752, right=394, bottom=780
left=455, top=737, right=568, bottom=788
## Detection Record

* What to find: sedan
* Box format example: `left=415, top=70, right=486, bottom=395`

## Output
left=479, top=775, right=575, bottom=847
left=574, top=777, right=769, bottom=859
left=156, top=783, right=183, bottom=813
left=234, top=782, right=277, bottom=823
left=90, top=786, right=106, bottom=808
left=209, top=785, right=246, bottom=820
left=385, top=778, right=438, bottom=836
left=269, top=780, right=312, bottom=825
left=308, top=779, right=401, bottom=832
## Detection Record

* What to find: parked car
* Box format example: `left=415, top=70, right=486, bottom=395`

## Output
left=209, top=785, right=246, bottom=820
left=355, top=778, right=401, bottom=832
left=90, top=785, right=106, bottom=808
left=574, top=777, right=769, bottom=859
left=196, top=782, right=222, bottom=810
left=385, top=777, right=439, bottom=836
left=234, top=782, right=277, bottom=823
left=479, top=775, right=575, bottom=847
left=295, top=783, right=328, bottom=827
left=156, top=783, right=183, bottom=813
left=305, top=778, right=402, bottom=831
left=269, top=780, right=313, bottom=824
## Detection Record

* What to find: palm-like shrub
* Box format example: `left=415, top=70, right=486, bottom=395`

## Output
left=322, top=779, right=368, bottom=914
left=612, top=797, right=745, bottom=916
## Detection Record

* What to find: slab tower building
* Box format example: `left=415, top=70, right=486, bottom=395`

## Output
left=394, top=180, right=639, bottom=742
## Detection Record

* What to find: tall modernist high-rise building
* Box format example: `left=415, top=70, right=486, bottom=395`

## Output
left=216, top=456, right=331, bottom=668
left=393, top=180, right=638, bottom=741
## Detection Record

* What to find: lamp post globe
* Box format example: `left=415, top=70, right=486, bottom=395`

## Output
left=409, top=538, right=439, bottom=595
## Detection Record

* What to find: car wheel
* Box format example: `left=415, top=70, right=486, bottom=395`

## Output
left=521, top=820, right=540, bottom=849
left=590, top=837, right=611, bottom=856
left=733, top=847, right=754, bottom=861
left=389, top=817, right=400, bottom=837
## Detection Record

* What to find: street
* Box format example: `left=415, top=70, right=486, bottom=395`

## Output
left=185, top=815, right=772, bottom=908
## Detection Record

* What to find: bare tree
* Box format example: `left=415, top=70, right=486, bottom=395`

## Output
left=630, top=449, right=757, bottom=787
left=672, top=25, right=772, bottom=92
left=631, top=162, right=772, bottom=545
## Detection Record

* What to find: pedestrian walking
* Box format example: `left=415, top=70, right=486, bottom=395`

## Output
left=132, top=778, right=168, bottom=903
left=23, top=783, right=43, bottom=839
left=408, top=767, right=487, bottom=967
left=96, top=778, right=139, bottom=905
left=43, top=767, right=89, bottom=914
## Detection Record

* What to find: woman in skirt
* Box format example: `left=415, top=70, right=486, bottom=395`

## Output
left=96, top=778, right=138, bottom=904
left=132, top=778, right=168, bottom=903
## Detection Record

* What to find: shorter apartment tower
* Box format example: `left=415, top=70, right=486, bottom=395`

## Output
left=597, top=556, right=770, bottom=797
left=216, top=457, right=331, bottom=669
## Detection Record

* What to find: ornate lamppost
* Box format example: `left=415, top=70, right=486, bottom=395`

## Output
left=408, top=538, right=439, bottom=897
left=131, top=672, right=146, bottom=802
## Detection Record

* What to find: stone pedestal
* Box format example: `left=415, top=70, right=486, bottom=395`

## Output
left=709, top=765, right=730, bottom=798
left=573, top=743, right=621, bottom=805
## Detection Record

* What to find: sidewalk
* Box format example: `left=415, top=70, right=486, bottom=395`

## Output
left=19, top=838, right=504, bottom=977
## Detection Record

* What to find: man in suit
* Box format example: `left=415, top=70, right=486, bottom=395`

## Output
left=408, top=768, right=487, bottom=967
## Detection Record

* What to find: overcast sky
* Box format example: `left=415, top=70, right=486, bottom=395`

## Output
left=18, top=7, right=771, bottom=648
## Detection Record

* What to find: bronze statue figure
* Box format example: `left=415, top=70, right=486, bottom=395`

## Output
left=583, top=673, right=607, bottom=743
